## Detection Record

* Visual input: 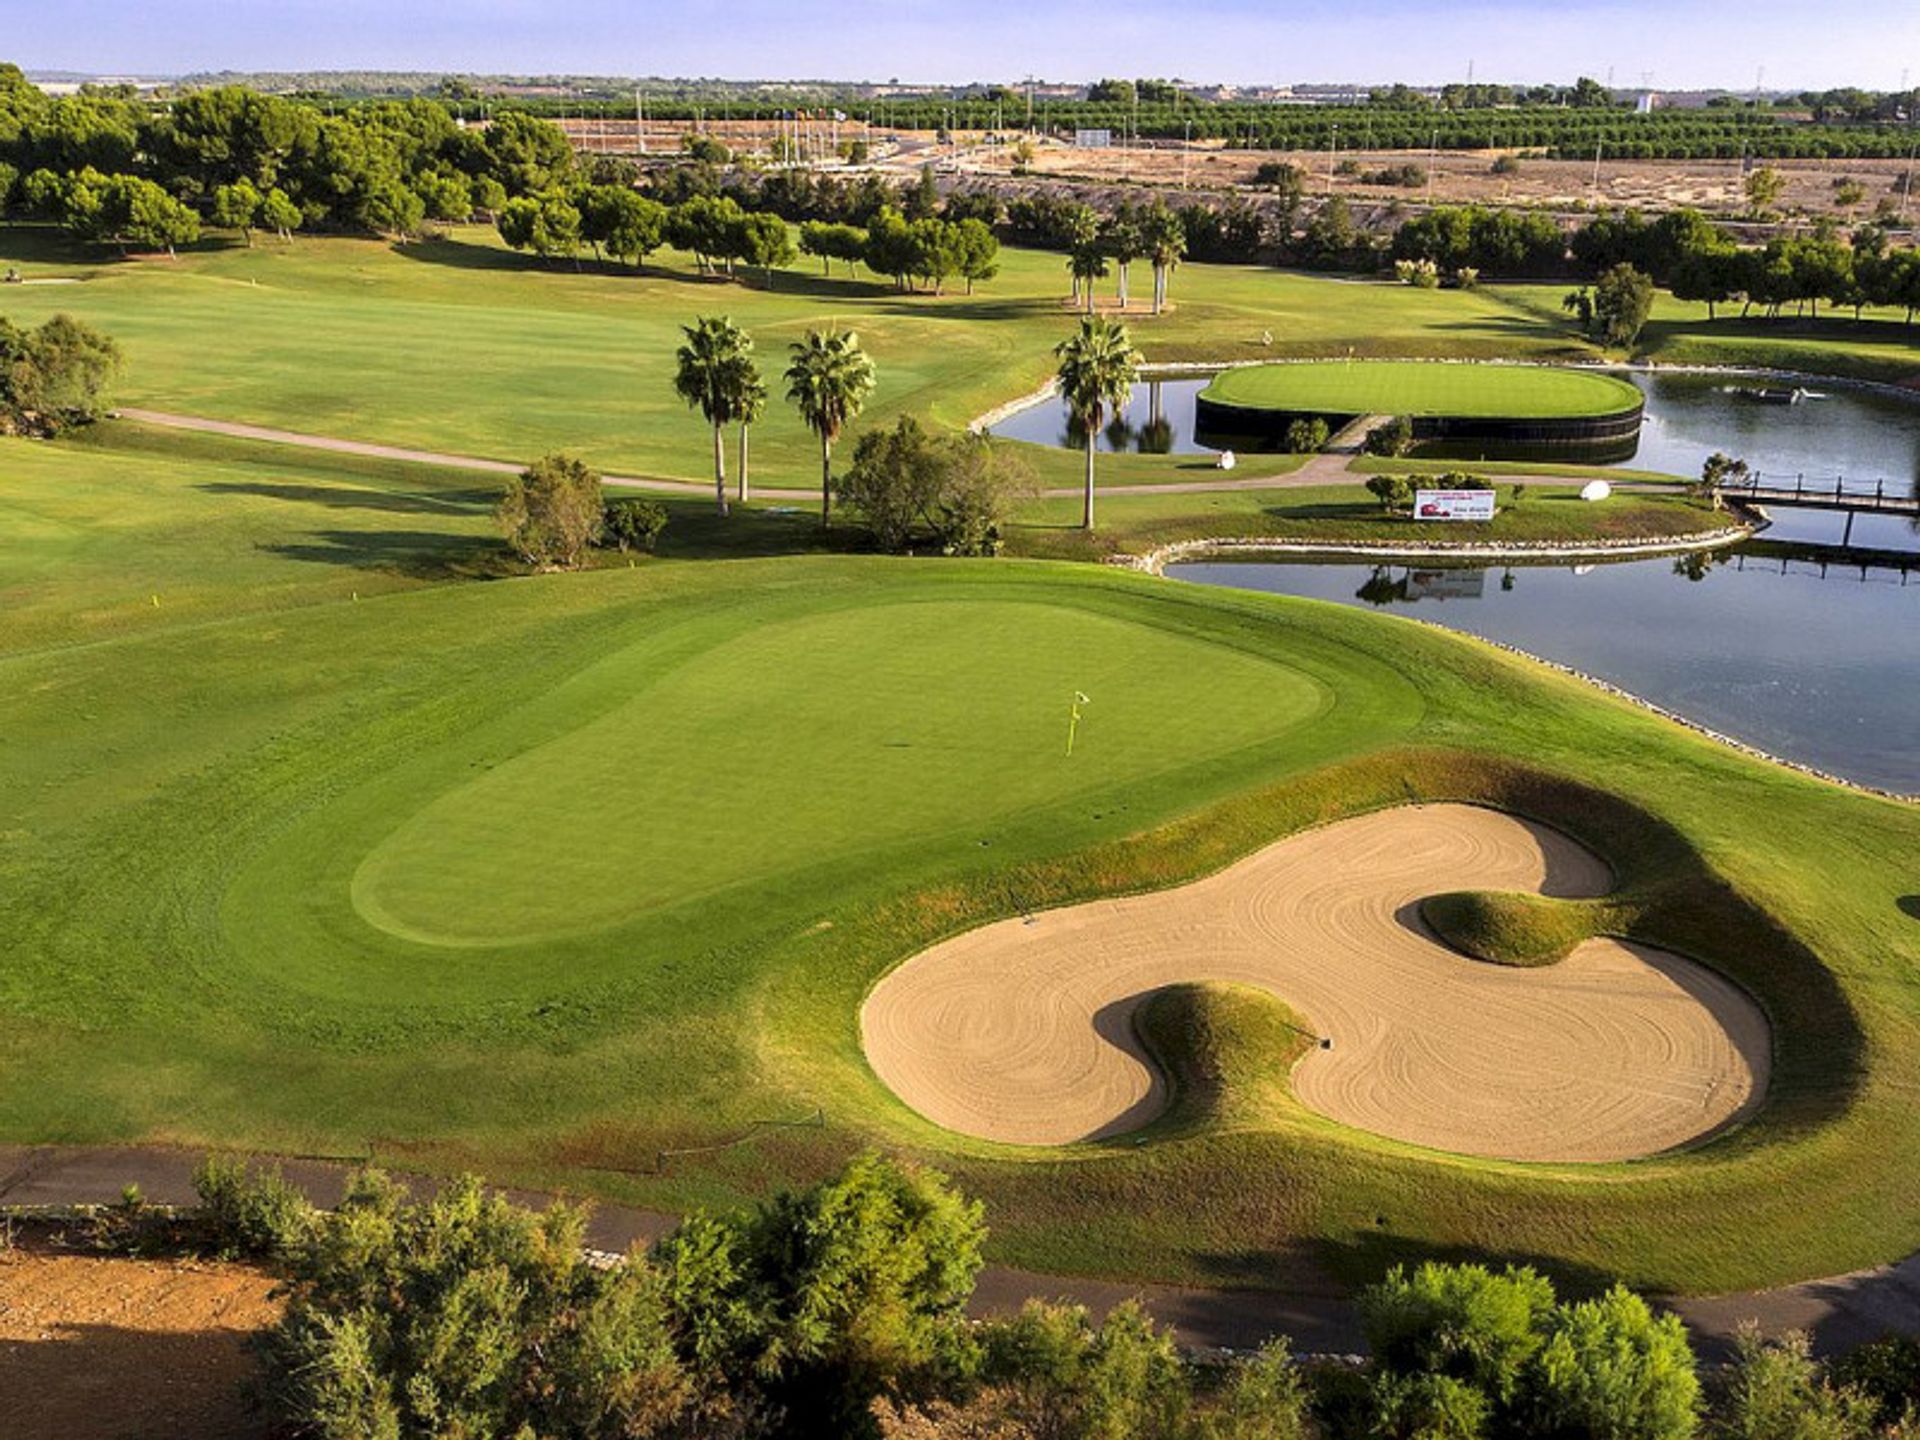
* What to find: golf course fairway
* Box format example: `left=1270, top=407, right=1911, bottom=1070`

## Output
left=2, top=288, right=1918, bottom=1301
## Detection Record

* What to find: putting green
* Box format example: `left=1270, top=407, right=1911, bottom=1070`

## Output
left=349, top=599, right=1329, bottom=947
left=1200, top=361, right=1644, bottom=420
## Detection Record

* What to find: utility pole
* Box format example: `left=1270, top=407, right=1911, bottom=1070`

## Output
left=1427, top=130, right=1438, bottom=204
left=635, top=88, right=646, bottom=155
left=1326, top=123, right=1338, bottom=194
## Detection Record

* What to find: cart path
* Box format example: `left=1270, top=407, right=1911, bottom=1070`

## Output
left=3, top=1143, right=1912, bottom=1357
left=117, top=408, right=1660, bottom=502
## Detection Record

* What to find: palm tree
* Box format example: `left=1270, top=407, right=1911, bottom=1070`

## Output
left=736, top=356, right=767, bottom=504
left=673, top=316, right=751, bottom=517
left=1062, top=204, right=1099, bottom=305
left=785, top=329, right=877, bottom=527
left=1102, top=212, right=1143, bottom=309
left=1143, top=204, right=1186, bottom=315
left=1069, top=240, right=1110, bottom=315
left=1054, top=316, right=1142, bottom=530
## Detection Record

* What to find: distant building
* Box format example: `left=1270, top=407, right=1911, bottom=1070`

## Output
left=1074, top=128, right=1113, bottom=148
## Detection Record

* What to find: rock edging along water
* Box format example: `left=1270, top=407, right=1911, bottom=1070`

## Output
left=1119, top=520, right=1758, bottom=576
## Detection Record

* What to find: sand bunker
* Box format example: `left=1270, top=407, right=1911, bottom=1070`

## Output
left=861, top=805, right=1769, bottom=1161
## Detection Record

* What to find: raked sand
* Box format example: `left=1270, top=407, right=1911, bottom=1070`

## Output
left=861, top=804, right=1769, bottom=1161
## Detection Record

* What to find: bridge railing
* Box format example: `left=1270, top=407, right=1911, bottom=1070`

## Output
left=1715, top=472, right=1920, bottom=512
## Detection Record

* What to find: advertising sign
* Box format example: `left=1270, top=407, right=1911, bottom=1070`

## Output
left=1415, top=488, right=1497, bottom=522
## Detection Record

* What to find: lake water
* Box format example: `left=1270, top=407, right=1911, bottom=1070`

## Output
left=990, top=369, right=1920, bottom=499
left=1170, top=546, right=1920, bottom=794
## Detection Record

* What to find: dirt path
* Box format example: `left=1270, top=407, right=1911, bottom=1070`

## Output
left=863, top=805, right=1768, bottom=1160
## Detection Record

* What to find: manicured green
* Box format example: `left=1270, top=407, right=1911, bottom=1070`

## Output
left=5, top=423, right=1920, bottom=1306
left=1200, top=361, right=1646, bottom=421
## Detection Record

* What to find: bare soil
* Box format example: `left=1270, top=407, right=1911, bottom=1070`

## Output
left=862, top=804, right=1770, bottom=1159
left=0, top=1247, right=278, bottom=1440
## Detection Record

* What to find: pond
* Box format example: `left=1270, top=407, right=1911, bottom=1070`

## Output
left=1170, top=540, right=1920, bottom=795
left=989, top=369, right=1920, bottom=494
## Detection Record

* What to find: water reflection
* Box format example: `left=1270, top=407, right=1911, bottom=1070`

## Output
left=1173, top=544, right=1920, bottom=792
left=990, top=370, right=1920, bottom=491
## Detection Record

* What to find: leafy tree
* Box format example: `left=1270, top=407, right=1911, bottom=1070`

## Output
left=1361, top=1262, right=1557, bottom=1407
left=259, top=1171, right=690, bottom=1440
left=415, top=170, right=472, bottom=223
left=1715, top=1327, right=1879, bottom=1440
left=1366, top=415, right=1417, bottom=457
left=1053, top=315, right=1142, bottom=529
left=1745, top=166, right=1786, bottom=215
left=1524, top=1286, right=1700, bottom=1440
left=359, top=177, right=426, bottom=239
left=495, top=452, right=604, bottom=569
left=210, top=178, right=263, bottom=245
left=834, top=417, right=1032, bottom=554
left=673, top=315, right=754, bottom=516
left=601, top=498, right=669, bottom=554
left=905, top=162, right=942, bottom=221
left=950, top=217, right=1000, bottom=295
left=1366, top=474, right=1416, bottom=513
left=1286, top=416, right=1331, bottom=453
left=0, top=313, right=122, bottom=435
left=496, top=189, right=582, bottom=264
left=1591, top=262, right=1656, bottom=347
left=734, top=208, right=796, bottom=286
left=1195, top=1338, right=1312, bottom=1440
left=481, top=109, right=575, bottom=195
left=785, top=327, right=877, bottom=526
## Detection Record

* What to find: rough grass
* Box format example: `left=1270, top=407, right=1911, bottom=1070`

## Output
left=1200, top=361, right=1645, bottom=419
left=1421, top=889, right=1611, bottom=967
left=1133, top=983, right=1315, bottom=1132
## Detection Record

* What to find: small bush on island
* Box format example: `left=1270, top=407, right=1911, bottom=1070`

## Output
left=1365, top=415, right=1418, bottom=458
left=1285, top=416, right=1332, bottom=453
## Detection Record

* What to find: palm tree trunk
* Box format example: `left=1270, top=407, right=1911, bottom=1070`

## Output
left=713, top=423, right=729, bottom=517
left=1082, top=430, right=1096, bottom=530
left=738, top=424, right=751, bottom=503
left=1118, top=262, right=1128, bottom=309
left=820, top=433, right=833, bottom=527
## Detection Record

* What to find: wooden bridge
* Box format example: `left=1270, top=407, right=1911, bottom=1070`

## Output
left=1714, top=477, right=1920, bottom=517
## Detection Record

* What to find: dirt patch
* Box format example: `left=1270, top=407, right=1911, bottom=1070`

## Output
left=0, top=1249, right=279, bottom=1440
left=862, top=804, right=1769, bottom=1159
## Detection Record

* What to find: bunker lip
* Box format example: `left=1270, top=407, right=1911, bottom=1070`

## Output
left=860, top=803, right=1770, bottom=1162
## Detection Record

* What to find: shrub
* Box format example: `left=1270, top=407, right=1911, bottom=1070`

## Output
left=602, top=497, right=669, bottom=553
left=1832, top=1334, right=1920, bottom=1424
left=1717, top=1327, right=1878, bottom=1440
left=836, top=417, right=1033, bottom=554
left=191, top=1153, right=315, bottom=1260
left=1492, top=153, right=1524, bottom=175
left=0, top=313, right=121, bottom=435
left=1524, top=1287, right=1700, bottom=1440
left=1395, top=257, right=1442, bottom=288
left=1365, top=415, right=1417, bottom=457
left=1361, top=1262, right=1557, bottom=1406
left=1366, top=474, right=1415, bottom=513
left=496, top=451, right=604, bottom=569
left=1285, top=416, right=1331, bottom=453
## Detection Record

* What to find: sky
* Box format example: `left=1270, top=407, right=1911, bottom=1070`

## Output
left=10, top=0, right=1919, bottom=92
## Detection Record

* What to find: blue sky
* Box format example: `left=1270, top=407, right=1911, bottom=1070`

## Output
left=10, top=0, right=1917, bottom=90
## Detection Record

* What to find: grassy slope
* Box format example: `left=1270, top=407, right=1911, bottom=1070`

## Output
left=3, top=428, right=1919, bottom=1302
left=1200, top=360, right=1644, bottom=418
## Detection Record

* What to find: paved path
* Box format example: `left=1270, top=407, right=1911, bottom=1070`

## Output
left=4, top=1144, right=1913, bottom=1357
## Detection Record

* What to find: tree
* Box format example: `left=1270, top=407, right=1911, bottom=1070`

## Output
left=733, top=208, right=796, bottom=286
left=1746, top=166, right=1786, bottom=215
left=834, top=417, right=1033, bottom=554
left=259, top=1172, right=690, bottom=1439
left=1590, top=262, right=1656, bottom=347
left=905, top=162, right=941, bottom=221
left=950, top=217, right=1000, bottom=295
left=1142, top=202, right=1186, bottom=315
left=210, top=178, right=263, bottom=245
left=785, top=328, right=877, bottom=526
left=1102, top=210, right=1143, bottom=309
left=582, top=186, right=666, bottom=269
left=256, top=186, right=301, bottom=241
left=1523, top=1287, right=1700, bottom=1440
left=1285, top=417, right=1331, bottom=453
left=673, top=315, right=754, bottom=517
left=1061, top=203, right=1100, bottom=304
left=1361, top=1263, right=1557, bottom=1408
left=734, top=348, right=767, bottom=503
left=495, top=452, right=604, bottom=569
left=1053, top=315, right=1142, bottom=529
left=602, top=498, right=669, bottom=554
left=1068, top=235, right=1110, bottom=314
left=0, top=313, right=122, bottom=435
left=1715, top=1327, right=1879, bottom=1440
